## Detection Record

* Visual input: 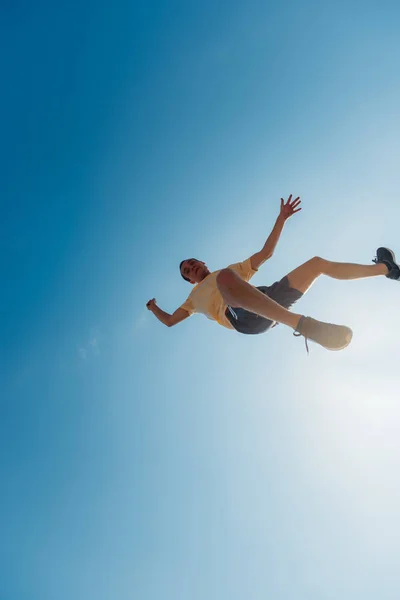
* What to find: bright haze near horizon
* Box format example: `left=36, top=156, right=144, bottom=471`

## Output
left=2, top=1, right=400, bottom=599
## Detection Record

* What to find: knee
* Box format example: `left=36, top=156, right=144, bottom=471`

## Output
left=309, top=256, right=332, bottom=276
left=310, top=256, right=328, bottom=270
left=216, top=268, right=237, bottom=289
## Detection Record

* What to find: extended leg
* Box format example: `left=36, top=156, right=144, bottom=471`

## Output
left=286, top=256, right=389, bottom=294
left=217, top=268, right=353, bottom=351
left=217, top=269, right=303, bottom=330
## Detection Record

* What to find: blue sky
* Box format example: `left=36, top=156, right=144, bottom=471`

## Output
left=2, top=1, right=400, bottom=598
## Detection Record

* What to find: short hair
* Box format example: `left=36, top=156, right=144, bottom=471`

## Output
left=179, top=258, right=197, bottom=282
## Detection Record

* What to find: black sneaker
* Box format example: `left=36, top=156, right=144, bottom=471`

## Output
left=372, top=247, right=400, bottom=280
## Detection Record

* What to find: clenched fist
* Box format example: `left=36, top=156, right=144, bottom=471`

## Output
left=146, top=298, right=157, bottom=311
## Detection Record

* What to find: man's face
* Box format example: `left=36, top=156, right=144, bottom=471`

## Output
left=180, top=259, right=210, bottom=284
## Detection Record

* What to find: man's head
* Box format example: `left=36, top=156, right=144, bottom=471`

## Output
left=179, top=258, right=211, bottom=284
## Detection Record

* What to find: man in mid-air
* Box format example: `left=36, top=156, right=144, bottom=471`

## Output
left=146, top=195, right=399, bottom=353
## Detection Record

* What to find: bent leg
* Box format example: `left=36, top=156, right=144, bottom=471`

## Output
left=286, top=256, right=388, bottom=294
left=217, top=269, right=302, bottom=329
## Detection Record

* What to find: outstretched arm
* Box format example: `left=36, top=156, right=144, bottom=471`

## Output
left=146, top=298, right=190, bottom=327
left=250, top=194, right=301, bottom=271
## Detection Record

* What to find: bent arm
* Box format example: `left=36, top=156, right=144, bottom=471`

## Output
left=151, top=305, right=190, bottom=327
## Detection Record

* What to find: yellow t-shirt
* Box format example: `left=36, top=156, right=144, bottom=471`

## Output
left=179, top=258, right=258, bottom=329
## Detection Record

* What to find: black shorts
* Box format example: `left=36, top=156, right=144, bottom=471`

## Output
left=225, top=276, right=303, bottom=335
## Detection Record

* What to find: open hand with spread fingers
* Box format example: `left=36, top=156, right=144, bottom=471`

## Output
left=280, top=194, right=302, bottom=220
